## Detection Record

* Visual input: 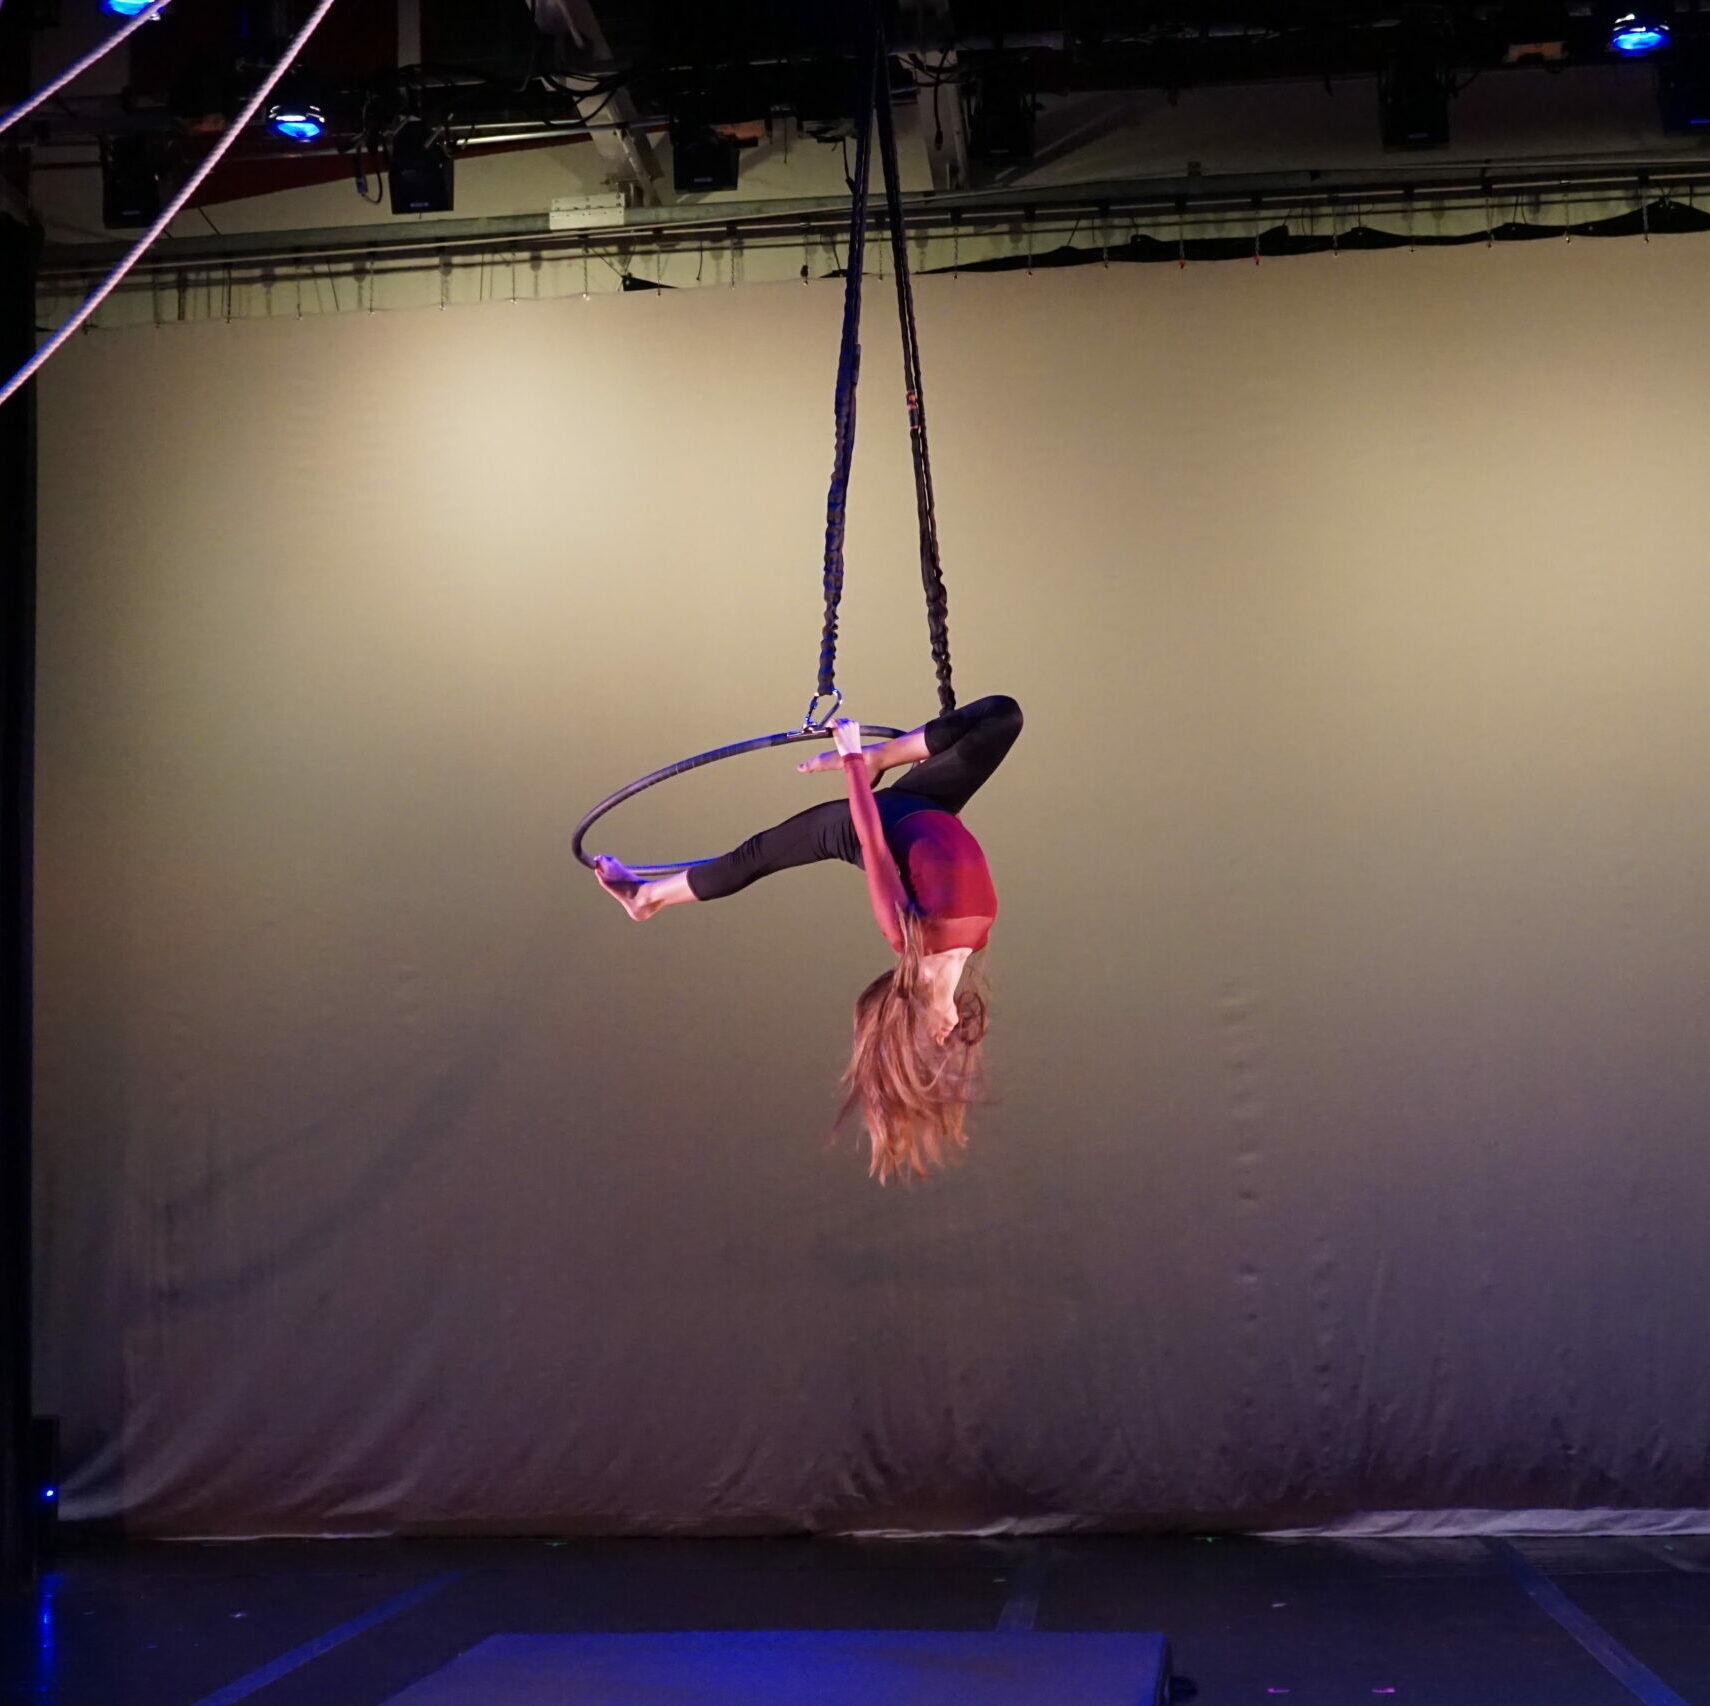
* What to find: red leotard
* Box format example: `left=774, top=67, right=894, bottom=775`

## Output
left=885, top=810, right=997, bottom=952
left=842, top=754, right=997, bottom=955
left=684, top=696, right=1023, bottom=953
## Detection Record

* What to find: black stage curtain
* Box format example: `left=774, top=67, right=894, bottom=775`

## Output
left=0, top=200, right=40, bottom=1590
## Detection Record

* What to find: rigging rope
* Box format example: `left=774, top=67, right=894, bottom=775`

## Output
left=874, top=55, right=955, bottom=718
left=0, top=0, right=173, bottom=139
left=811, top=32, right=879, bottom=728
left=0, top=0, right=342, bottom=412
left=811, top=15, right=956, bottom=726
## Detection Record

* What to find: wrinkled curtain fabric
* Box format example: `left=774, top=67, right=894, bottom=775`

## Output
left=33, top=238, right=1710, bottom=1535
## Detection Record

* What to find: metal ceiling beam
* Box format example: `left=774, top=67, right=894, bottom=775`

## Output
left=527, top=0, right=659, bottom=202
left=38, top=153, right=1710, bottom=278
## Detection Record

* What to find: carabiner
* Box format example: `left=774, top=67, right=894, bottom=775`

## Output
left=802, top=688, right=844, bottom=733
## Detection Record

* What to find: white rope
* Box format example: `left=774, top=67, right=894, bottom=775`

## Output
left=0, top=0, right=340, bottom=411
left=0, top=0, right=173, bottom=139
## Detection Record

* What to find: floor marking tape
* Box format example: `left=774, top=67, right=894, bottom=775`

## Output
left=1485, top=1538, right=1693, bottom=1706
left=996, top=1544, right=1049, bottom=1633
left=188, top=1570, right=461, bottom=1706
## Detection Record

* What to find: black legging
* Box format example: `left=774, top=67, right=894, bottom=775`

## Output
left=687, top=695, right=1024, bottom=902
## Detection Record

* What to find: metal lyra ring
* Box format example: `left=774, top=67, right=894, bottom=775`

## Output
left=572, top=720, right=906, bottom=880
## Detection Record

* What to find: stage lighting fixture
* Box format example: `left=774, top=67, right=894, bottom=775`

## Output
left=101, top=0, right=164, bottom=15
left=966, top=59, right=1036, bottom=164
left=267, top=102, right=325, bottom=142
left=1379, top=42, right=1452, bottom=148
left=389, top=118, right=454, bottom=214
left=1610, top=11, right=1670, bottom=53
left=1659, top=40, right=1710, bottom=128
left=669, top=121, right=740, bottom=193
left=100, top=133, right=162, bottom=228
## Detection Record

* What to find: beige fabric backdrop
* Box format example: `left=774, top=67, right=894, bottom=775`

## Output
left=33, top=237, right=1710, bottom=1535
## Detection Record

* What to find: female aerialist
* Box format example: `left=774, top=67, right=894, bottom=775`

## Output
left=593, top=694, right=1023, bottom=1182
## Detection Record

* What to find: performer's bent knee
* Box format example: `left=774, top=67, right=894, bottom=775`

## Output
left=974, top=693, right=1023, bottom=730
left=928, top=693, right=1023, bottom=751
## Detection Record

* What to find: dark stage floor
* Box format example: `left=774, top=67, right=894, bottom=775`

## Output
left=4, top=1531, right=1710, bottom=1706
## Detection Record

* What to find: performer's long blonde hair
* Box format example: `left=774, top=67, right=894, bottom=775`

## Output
left=838, top=912, right=988, bottom=1183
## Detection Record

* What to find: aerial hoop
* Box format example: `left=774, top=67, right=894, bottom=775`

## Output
left=574, top=14, right=951, bottom=886
left=571, top=722, right=905, bottom=879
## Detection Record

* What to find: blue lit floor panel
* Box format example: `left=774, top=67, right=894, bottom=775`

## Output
left=379, top=1631, right=1172, bottom=1705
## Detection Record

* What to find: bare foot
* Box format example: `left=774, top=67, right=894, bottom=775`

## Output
left=593, top=855, right=659, bottom=921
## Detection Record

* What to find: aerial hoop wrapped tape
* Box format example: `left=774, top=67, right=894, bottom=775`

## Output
left=571, top=724, right=906, bottom=880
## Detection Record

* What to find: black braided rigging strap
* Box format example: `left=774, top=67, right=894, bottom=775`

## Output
left=813, top=34, right=879, bottom=724
left=813, top=17, right=957, bottom=725
left=873, top=51, right=956, bottom=718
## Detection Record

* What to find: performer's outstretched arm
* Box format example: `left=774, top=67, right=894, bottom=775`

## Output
left=796, top=696, right=1022, bottom=810
left=835, top=719, right=911, bottom=953
left=798, top=723, right=930, bottom=781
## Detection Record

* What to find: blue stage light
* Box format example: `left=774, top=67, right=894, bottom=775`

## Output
left=1610, top=12, right=1670, bottom=53
left=42, top=1487, right=57, bottom=1501
left=101, top=0, right=162, bottom=15
left=267, top=103, right=326, bottom=142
